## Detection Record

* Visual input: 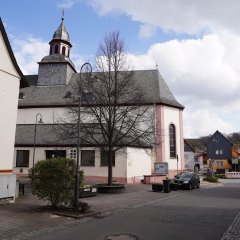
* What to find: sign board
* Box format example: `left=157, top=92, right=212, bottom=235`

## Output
left=232, top=158, right=238, bottom=164
left=154, top=162, right=168, bottom=175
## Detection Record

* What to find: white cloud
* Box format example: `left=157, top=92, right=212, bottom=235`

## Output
left=89, top=0, right=240, bottom=35
left=57, top=0, right=79, bottom=9
left=13, top=37, right=49, bottom=74
left=139, top=24, right=157, bottom=39
left=127, top=31, right=240, bottom=137
left=183, top=110, right=234, bottom=138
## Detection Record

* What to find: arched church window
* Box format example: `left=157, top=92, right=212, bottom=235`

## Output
left=62, top=46, right=66, bottom=55
left=54, top=45, right=59, bottom=54
left=169, top=124, right=176, bottom=158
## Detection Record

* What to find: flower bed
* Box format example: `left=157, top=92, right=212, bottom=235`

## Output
left=79, top=185, right=97, bottom=198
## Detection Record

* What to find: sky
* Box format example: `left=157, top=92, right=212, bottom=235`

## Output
left=1, top=0, right=240, bottom=138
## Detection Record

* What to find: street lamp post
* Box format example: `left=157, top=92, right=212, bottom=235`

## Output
left=74, top=62, right=92, bottom=211
left=33, top=113, right=43, bottom=167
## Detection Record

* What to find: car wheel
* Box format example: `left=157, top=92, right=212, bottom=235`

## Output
left=188, top=183, right=192, bottom=190
left=197, top=182, right=200, bottom=188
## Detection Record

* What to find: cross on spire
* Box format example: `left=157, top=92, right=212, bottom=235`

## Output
left=61, top=8, right=64, bottom=21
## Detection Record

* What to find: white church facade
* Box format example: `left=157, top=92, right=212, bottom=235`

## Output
left=14, top=18, right=185, bottom=183
left=0, top=18, right=28, bottom=199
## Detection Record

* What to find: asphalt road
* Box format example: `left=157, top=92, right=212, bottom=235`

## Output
left=30, top=183, right=240, bottom=240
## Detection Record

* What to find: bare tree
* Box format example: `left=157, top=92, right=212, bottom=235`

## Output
left=59, top=31, right=154, bottom=185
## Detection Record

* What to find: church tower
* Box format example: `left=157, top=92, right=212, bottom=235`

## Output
left=37, top=16, right=76, bottom=86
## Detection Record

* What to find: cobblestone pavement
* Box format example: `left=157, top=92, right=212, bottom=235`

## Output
left=220, top=212, right=240, bottom=240
left=0, top=178, right=238, bottom=240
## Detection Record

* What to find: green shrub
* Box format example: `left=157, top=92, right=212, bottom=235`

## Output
left=29, top=158, right=83, bottom=208
left=203, top=176, right=218, bottom=183
left=215, top=174, right=226, bottom=179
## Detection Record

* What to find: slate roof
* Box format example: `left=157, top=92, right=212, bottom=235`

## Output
left=185, top=138, right=208, bottom=152
left=52, top=19, right=70, bottom=43
left=207, top=130, right=233, bottom=146
left=19, top=69, right=184, bottom=109
left=0, top=18, right=28, bottom=88
left=15, top=124, right=151, bottom=148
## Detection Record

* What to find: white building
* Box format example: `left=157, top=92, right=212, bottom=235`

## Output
left=14, top=18, right=185, bottom=183
left=0, top=18, right=28, bottom=200
left=184, top=140, right=195, bottom=171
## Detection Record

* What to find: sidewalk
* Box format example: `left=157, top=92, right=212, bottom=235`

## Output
left=0, top=178, right=238, bottom=240
left=0, top=180, right=161, bottom=240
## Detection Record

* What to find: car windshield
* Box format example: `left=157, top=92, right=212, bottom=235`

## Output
left=177, top=172, right=193, bottom=178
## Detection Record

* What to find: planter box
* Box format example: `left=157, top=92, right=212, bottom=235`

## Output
left=79, top=185, right=97, bottom=198
left=152, top=184, right=163, bottom=192
left=96, top=184, right=125, bottom=194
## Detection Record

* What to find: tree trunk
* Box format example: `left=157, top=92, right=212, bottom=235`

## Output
left=108, top=148, right=113, bottom=185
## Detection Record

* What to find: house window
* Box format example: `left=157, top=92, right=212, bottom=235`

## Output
left=16, top=150, right=29, bottom=167
left=81, top=150, right=95, bottom=166
left=220, top=149, right=223, bottom=154
left=45, top=150, right=66, bottom=159
left=217, top=161, right=224, bottom=167
left=101, top=150, right=115, bottom=166
left=194, top=157, right=199, bottom=163
left=169, top=124, right=176, bottom=158
left=203, top=159, right=208, bottom=165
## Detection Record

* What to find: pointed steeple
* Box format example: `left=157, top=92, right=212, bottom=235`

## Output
left=37, top=16, right=76, bottom=86
left=52, top=17, right=70, bottom=43
left=49, top=17, right=72, bottom=57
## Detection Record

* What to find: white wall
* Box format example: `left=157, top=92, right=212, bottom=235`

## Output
left=14, top=147, right=128, bottom=178
left=17, top=108, right=68, bottom=124
left=163, top=106, right=183, bottom=170
left=184, top=151, right=195, bottom=170
left=126, top=148, right=151, bottom=181
left=80, top=148, right=127, bottom=178
left=0, top=31, right=20, bottom=171
left=17, top=107, right=96, bottom=124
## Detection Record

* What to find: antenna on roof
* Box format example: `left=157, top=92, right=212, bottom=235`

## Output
left=61, top=8, right=64, bottom=21
left=156, top=61, right=158, bottom=70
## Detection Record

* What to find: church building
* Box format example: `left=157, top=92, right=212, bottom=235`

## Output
left=14, top=18, right=185, bottom=183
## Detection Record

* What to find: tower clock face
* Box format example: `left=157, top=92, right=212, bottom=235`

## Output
left=48, top=67, right=56, bottom=75
left=38, top=63, right=74, bottom=86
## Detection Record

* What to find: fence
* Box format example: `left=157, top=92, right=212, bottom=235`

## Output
left=225, top=172, right=240, bottom=179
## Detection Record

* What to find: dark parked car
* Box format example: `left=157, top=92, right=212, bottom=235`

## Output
left=174, top=172, right=200, bottom=190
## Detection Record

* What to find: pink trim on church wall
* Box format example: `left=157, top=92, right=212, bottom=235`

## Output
left=155, top=105, right=165, bottom=163
left=179, top=110, right=184, bottom=170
